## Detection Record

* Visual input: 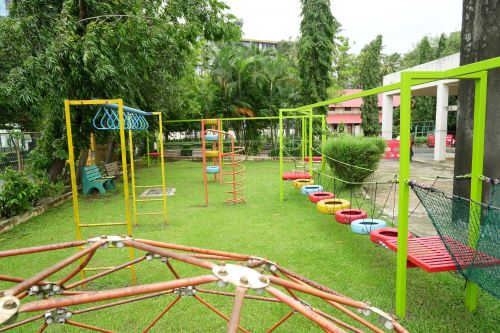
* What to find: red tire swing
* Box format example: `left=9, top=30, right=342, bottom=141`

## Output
left=335, top=208, right=368, bottom=224
left=369, top=228, right=416, bottom=268
left=309, top=192, right=335, bottom=203
left=369, top=228, right=414, bottom=246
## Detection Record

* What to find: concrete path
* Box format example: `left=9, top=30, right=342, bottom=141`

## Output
left=373, top=149, right=455, bottom=237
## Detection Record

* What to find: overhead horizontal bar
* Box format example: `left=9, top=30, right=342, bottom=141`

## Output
left=103, top=103, right=153, bottom=116
left=165, top=115, right=324, bottom=124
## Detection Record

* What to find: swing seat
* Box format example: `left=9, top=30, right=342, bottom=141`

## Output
left=309, top=192, right=335, bottom=203
left=303, top=156, right=322, bottom=162
left=282, top=171, right=311, bottom=180
left=301, top=185, right=323, bottom=195
left=293, top=179, right=314, bottom=188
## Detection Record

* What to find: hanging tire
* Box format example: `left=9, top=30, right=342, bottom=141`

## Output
left=335, top=209, right=368, bottom=224
left=317, top=198, right=350, bottom=214
left=205, top=134, right=218, bottom=141
left=293, top=179, right=314, bottom=188
left=369, top=228, right=414, bottom=246
left=206, top=166, right=220, bottom=174
left=301, top=185, right=324, bottom=195
left=309, top=192, right=335, bottom=203
left=351, top=218, right=387, bottom=235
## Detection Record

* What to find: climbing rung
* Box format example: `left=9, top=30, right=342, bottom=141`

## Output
left=79, top=222, right=127, bottom=227
left=135, top=198, right=165, bottom=202
left=137, top=212, right=164, bottom=216
left=135, top=185, right=163, bottom=188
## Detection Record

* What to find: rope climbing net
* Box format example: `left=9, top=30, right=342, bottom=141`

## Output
left=409, top=179, right=500, bottom=299
left=0, top=236, right=408, bottom=333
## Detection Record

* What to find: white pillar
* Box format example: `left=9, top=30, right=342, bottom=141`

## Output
left=434, top=83, right=449, bottom=161
left=381, top=94, right=394, bottom=139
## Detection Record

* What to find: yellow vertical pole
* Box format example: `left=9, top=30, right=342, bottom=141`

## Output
left=146, top=133, right=150, bottom=167
left=117, top=100, right=136, bottom=285
left=156, top=112, right=169, bottom=224
left=64, top=100, right=85, bottom=281
left=128, top=129, right=138, bottom=226
left=64, top=100, right=82, bottom=242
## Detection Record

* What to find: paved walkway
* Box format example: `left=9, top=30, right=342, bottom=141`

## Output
left=373, top=155, right=455, bottom=237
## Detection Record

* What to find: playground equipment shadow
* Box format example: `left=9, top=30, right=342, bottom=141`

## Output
left=0, top=161, right=498, bottom=332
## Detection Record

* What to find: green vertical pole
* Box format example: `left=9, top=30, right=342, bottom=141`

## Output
left=396, top=72, right=412, bottom=318
left=321, top=115, right=326, bottom=173
left=465, top=72, right=488, bottom=311
left=279, top=109, right=284, bottom=202
left=308, top=109, right=313, bottom=175
left=301, top=117, right=305, bottom=161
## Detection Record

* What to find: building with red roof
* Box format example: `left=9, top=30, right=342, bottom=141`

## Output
left=327, top=89, right=400, bottom=136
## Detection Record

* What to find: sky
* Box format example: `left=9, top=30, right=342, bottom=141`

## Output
left=223, top=0, right=463, bottom=54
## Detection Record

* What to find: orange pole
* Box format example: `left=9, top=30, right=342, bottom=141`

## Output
left=231, top=137, right=237, bottom=205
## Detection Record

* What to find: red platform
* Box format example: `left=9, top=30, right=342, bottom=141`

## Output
left=282, top=171, right=312, bottom=180
left=303, top=156, right=322, bottom=162
left=385, top=236, right=499, bottom=273
left=384, top=140, right=400, bottom=159
left=148, top=152, right=161, bottom=158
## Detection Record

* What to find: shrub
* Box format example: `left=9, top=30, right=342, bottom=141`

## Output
left=322, top=135, right=386, bottom=183
left=0, top=169, right=63, bottom=218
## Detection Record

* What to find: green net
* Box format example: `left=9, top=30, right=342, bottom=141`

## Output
left=410, top=181, right=500, bottom=299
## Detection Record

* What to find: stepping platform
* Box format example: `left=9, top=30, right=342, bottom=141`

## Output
left=206, top=166, right=220, bottom=174
left=303, top=156, right=322, bottom=162
left=385, top=236, right=500, bottom=273
left=282, top=171, right=311, bottom=180
left=205, top=134, right=218, bottom=141
left=205, top=151, right=219, bottom=158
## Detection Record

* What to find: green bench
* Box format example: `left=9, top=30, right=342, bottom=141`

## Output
left=82, top=165, right=115, bottom=195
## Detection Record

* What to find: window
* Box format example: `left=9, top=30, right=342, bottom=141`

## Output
left=344, top=107, right=351, bottom=111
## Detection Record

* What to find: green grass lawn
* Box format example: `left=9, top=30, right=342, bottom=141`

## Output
left=0, top=161, right=498, bottom=332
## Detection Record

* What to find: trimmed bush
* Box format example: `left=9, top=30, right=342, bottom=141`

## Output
left=323, top=135, right=386, bottom=183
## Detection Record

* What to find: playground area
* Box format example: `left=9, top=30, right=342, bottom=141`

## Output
left=1, top=161, right=499, bottom=332
left=0, top=25, right=499, bottom=331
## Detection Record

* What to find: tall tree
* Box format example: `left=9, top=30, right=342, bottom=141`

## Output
left=359, top=35, right=383, bottom=136
left=298, top=0, right=338, bottom=111
left=0, top=0, right=240, bottom=180
left=454, top=0, right=500, bottom=199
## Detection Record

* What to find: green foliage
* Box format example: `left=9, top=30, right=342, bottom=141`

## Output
left=0, top=0, right=241, bottom=178
left=298, top=0, right=339, bottom=110
left=402, top=32, right=461, bottom=68
left=0, top=168, right=63, bottom=218
left=359, top=35, right=383, bottom=136
left=323, top=135, right=386, bottom=183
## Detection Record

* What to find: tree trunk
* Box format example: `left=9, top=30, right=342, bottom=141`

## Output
left=454, top=0, right=500, bottom=200
left=49, top=158, right=66, bottom=183
left=76, top=149, right=89, bottom=186
left=105, top=137, right=116, bottom=163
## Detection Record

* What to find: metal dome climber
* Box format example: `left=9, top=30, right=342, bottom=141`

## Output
left=0, top=236, right=408, bottom=333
